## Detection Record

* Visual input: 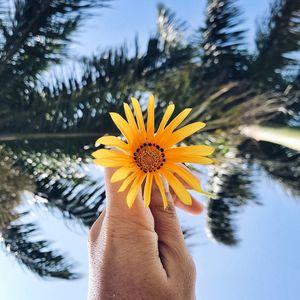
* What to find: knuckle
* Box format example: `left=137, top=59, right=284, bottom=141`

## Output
left=182, top=254, right=196, bottom=281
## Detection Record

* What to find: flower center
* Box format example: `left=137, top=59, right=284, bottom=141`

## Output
left=134, top=143, right=166, bottom=173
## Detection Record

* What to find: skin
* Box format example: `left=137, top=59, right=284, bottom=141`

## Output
left=88, top=167, right=203, bottom=300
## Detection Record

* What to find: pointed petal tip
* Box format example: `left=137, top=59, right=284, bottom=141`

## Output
left=197, top=121, right=206, bottom=128
left=95, top=136, right=104, bottom=147
left=131, top=97, right=139, bottom=103
left=207, top=146, right=215, bottom=155
left=123, top=102, right=131, bottom=110
left=109, top=112, right=116, bottom=121
left=200, top=190, right=216, bottom=199
left=126, top=198, right=134, bottom=208
left=110, top=176, right=119, bottom=183
left=194, top=185, right=202, bottom=193
left=91, top=151, right=98, bottom=158
left=149, top=94, right=155, bottom=101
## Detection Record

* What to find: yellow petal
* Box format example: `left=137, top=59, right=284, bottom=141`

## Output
left=123, top=103, right=141, bottom=149
left=92, top=149, right=132, bottom=167
left=156, top=104, right=175, bottom=135
left=92, top=149, right=129, bottom=160
left=131, top=97, right=146, bottom=139
left=147, top=94, right=155, bottom=140
left=165, top=108, right=192, bottom=132
left=123, top=103, right=139, bottom=133
left=166, top=145, right=215, bottom=157
left=169, top=164, right=216, bottom=198
left=167, top=155, right=214, bottom=164
left=153, top=173, right=168, bottom=209
left=155, top=108, right=192, bottom=144
left=110, top=112, right=134, bottom=142
left=160, top=169, right=192, bottom=205
left=111, top=166, right=137, bottom=183
left=118, top=172, right=138, bottom=192
left=166, top=163, right=202, bottom=192
left=126, top=172, right=147, bottom=208
left=95, top=136, right=130, bottom=152
left=143, top=173, right=153, bottom=207
left=93, top=159, right=129, bottom=168
left=164, top=122, right=206, bottom=148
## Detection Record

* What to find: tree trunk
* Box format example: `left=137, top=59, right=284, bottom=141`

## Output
left=240, top=126, right=300, bottom=152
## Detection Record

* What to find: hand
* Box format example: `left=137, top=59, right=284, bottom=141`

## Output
left=88, top=167, right=203, bottom=300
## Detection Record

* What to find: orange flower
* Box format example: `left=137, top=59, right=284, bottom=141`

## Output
left=92, top=95, right=214, bottom=208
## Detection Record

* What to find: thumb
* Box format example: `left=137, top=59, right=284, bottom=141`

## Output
left=104, top=167, right=154, bottom=232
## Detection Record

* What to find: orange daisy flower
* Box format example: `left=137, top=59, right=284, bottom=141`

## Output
left=92, top=95, right=214, bottom=208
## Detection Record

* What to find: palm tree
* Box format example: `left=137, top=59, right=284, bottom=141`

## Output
left=0, top=0, right=299, bottom=278
left=0, top=0, right=112, bottom=280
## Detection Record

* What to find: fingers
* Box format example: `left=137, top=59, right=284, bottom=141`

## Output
left=174, top=197, right=204, bottom=215
left=149, top=179, right=189, bottom=277
left=172, top=164, right=205, bottom=215
left=104, top=167, right=154, bottom=231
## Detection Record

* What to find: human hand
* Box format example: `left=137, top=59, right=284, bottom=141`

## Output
left=88, top=167, right=203, bottom=300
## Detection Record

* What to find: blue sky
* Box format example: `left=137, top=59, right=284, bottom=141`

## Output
left=3, top=1, right=300, bottom=300
left=69, top=0, right=272, bottom=56
left=1, top=169, right=300, bottom=300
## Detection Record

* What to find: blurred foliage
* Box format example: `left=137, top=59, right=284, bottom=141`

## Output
left=1, top=220, right=79, bottom=279
left=255, top=0, right=300, bottom=87
left=196, top=0, right=248, bottom=83
left=0, top=0, right=299, bottom=279
left=0, top=150, right=33, bottom=230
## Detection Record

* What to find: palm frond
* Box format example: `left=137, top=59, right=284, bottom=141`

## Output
left=156, top=3, right=187, bottom=53
left=206, top=152, right=256, bottom=245
left=184, top=82, right=299, bottom=131
left=255, top=0, right=300, bottom=86
left=35, top=173, right=105, bottom=227
left=0, top=149, right=34, bottom=230
left=1, top=220, right=79, bottom=279
left=0, top=0, right=109, bottom=76
left=1, top=32, right=193, bottom=136
left=0, top=0, right=110, bottom=136
left=196, top=0, right=248, bottom=82
left=241, top=140, right=300, bottom=197
left=2, top=144, right=104, bottom=226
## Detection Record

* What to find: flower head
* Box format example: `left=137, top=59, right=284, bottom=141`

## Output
left=92, top=95, right=214, bottom=208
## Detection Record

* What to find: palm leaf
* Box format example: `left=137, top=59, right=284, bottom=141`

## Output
left=0, top=0, right=109, bottom=76
left=206, top=153, right=256, bottom=245
left=156, top=3, right=188, bottom=53
left=241, top=140, right=300, bottom=197
left=196, top=0, right=248, bottom=82
left=255, top=0, right=300, bottom=86
left=1, top=220, right=79, bottom=279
